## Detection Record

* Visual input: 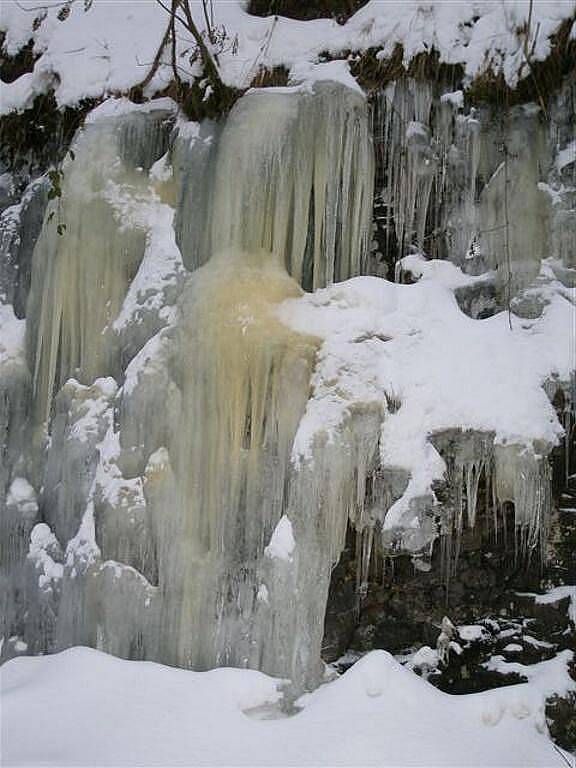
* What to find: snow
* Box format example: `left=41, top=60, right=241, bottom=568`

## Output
left=278, top=255, right=575, bottom=534
left=85, top=96, right=178, bottom=124
left=523, top=635, right=555, bottom=650
left=28, top=523, right=63, bottom=592
left=108, top=182, right=185, bottom=334
left=483, top=650, right=575, bottom=699
left=556, top=139, right=576, bottom=172
left=61, top=377, right=117, bottom=445
left=123, top=325, right=173, bottom=398
left=264, top=515, right=295, bottom=562
left=94, top=424, right=145, bottom=512
left=518, top=586, right=576, bottom=625
left=440, top=90, right=464, bottom=108
left=459, top=624, right=491, bottom=643
left=1, top=0, right=574, bottom=114
left=405, top=644, right=441, bottom=672
left=6, top=477, right=37, bottom=517
left=289, top=59, right=364, bottom=95
left=503, top=643, right=524, bottom=653
left=64, top=502, right=99, bottom=572
left=2, top=646, right=574, bottom=767
left=0, top=301, right=25, bottom=378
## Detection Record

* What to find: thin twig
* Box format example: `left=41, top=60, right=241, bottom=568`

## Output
left=135, top=12, right=172, bottom=92
left=551, top=741, right=574, bottom=768
left=154, top=0, right=188, bottom=32
left=177, top=0, right=223, bottom=90
left=502, top=131, right=513, bottom=331
left=13, top=0, right=73, bottom=11
left=169, top=0, right=181, bottom=87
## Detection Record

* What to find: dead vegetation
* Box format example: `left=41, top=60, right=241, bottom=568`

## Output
left=348, top=12, right=576, bottom=111
left=247, top=0, right=368, bottom=24
left=0, top=33, right=38, bottom=83
left=130, top=0, right=242, bottom=121
left=348, top=46, right=464, bottom=95
left=0, top=92, right=97, bottom=173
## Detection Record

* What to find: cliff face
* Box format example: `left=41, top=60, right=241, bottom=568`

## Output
left=0, top=0, right=574, bottom=744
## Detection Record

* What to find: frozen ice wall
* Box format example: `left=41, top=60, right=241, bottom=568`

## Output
left=135, top=82, right=375, bottom=688
left=0, top=80, right=380, bottom=690
left=0, top=67, right=573, bottom=693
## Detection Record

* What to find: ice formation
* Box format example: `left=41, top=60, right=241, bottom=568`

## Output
left=0, top=39, right=574, bottom=696
left=0, top=79, right=381, bottom=689
left=175, top=82, right=374, bottom=289
left=372, top=78, right=556, bottom=301
left=26, top=103, right=175, bottom=421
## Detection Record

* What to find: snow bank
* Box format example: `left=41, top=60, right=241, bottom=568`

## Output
left=2, top=646, right=573, bottom=767
left=1, top=0, right=574, bottom=113
left=278, top=256, right=575, bottom=537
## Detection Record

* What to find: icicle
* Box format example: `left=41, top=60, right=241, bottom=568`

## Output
left=373, top=79, right=480, bottom=265
left=26, top=107, right=173, bottom=422
left=197, top=82, right=374, bottom=290
left=494, top=444, right=551, bottom=566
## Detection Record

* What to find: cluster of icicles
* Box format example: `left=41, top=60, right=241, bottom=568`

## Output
left=0, top=78, right=561, bottom=690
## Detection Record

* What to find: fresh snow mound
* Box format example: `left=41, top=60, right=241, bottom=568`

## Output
left=2, top=646, right=574, bottom=766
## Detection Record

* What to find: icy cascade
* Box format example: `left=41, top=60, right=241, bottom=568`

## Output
left=175, top=82, right=374, bottom=291
left=0, top=102, right=180, bottom=662
left=373, top=79, right=551, bottom=299
left=26, top=106, right=174, bottom=421
left=148, top=248, right=319, bottom=674
left=121, top=84, right=376, bottom=687
left=5, top=84, right=376, bottom=689
left=151, top=248, right=384, bottom=687
left=0, top=302, right=30, bottom=658
left=546, top=74, right=576, bottom=275
left=2, top=74, right=573, bottom=691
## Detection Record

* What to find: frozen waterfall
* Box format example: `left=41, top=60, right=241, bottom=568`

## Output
left=0, top=72, right=572, bottom=692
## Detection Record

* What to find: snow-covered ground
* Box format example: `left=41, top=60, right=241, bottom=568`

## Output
left=1, top=645, right=575, bottom=767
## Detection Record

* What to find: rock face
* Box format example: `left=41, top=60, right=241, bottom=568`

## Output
left=0, top=61, right=574, bottom=727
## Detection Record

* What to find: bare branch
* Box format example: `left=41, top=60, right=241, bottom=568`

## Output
left=140, top=0, right=239, bottom=117
left=134, top=7, right=172, bottom=92
left=176, top=0, right=222, bottom=90
left=169, top=0, right=181, bottom=87
left=12, top=0, right=73, bottom=11
left=154, top=0, right=188, bottom=31
left=201, top=0, right=215, bottom=50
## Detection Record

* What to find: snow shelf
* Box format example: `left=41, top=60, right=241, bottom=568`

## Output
left=1, top=0, right=575, bottom=114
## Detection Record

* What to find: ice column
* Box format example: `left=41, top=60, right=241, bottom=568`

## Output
left=26, top=107, right=173, bottom=421
left=177, top=81, right=374, bottom=290
left=148, top=249, right=318, bottom=672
